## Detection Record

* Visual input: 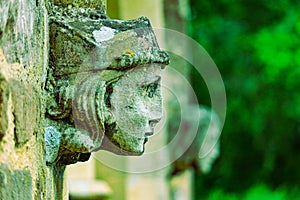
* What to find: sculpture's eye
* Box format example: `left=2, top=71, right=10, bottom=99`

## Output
left=148, top=83, right=158, bottom=98
left=143, top=82, right=159, bottom=98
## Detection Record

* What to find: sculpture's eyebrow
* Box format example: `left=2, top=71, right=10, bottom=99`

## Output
left=140, top=76, right=161, bottom=87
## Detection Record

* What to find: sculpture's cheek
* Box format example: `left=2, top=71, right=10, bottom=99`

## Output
left=113, top=96, right=149, bottom=135
left=110, top=130, right=146, bottom=154
left=110, top=84, right=145, bottom=135
left=145, top=86, right=163, bottom=121
left=120, top=112, right=148, bottom=135
left=107, top=65, right=163, bottom=154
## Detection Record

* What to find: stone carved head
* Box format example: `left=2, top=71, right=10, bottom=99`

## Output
left=46, top=7, right=169, bottom=165
left=99, top=64, right=163, bottom=155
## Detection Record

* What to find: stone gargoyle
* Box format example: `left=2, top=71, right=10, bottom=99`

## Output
left=44, top=6, right=169, bottom=166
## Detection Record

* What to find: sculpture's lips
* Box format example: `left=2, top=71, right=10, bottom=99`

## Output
left=145, top=131, right=154, bottom=136
left=144, top=136, right=149, bottom=144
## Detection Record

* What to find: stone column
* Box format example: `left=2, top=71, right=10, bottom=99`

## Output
left=0, top=0, right=48, bottom=199
left=0, top=0, right=106, bottom=199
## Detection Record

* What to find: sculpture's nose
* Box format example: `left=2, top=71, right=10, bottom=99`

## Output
left=148, top=105, right=162, bottom=125
left=149, top=119, right=160, bottom=127
left=145, top=118, right=161, bottom=136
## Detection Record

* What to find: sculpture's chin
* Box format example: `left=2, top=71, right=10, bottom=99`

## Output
left=99, top=136, right=146, bottom=156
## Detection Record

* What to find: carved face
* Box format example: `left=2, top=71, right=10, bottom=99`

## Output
left=104, top=64, right=162, bottom=155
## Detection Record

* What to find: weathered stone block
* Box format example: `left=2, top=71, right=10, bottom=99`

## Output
left=0, top=164, right=32, bottom=200
left=0, top=0, right=44, bottom=69
left=0, top=73, right=9, bottom=142
left=9, top=79, right=40, bottom=148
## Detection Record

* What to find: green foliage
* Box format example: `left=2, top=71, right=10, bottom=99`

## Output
left=253, top=10, right=300, bottom=83
left=207, top=189, right=239, bottom=200
left=189, top=0, right=300, bottom=198
left=243, top=185, right=286, bottom=200
left=206, top=185, right=287, bottom=200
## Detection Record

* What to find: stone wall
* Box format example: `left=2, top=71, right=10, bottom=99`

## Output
left=0, top=0, right=48, bottom=199
left=0, top=0, right=106, bottom=199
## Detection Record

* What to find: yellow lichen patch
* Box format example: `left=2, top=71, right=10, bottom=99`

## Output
left=123, top=49, right=135, bottom=57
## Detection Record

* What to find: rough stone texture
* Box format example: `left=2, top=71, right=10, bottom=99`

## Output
left=0, top=0, right=48, bottom=199
left=0, top=0, right=45, bottom=69
left=0, top=73, right=9, bottom=142
left=0, top=164, right=32, bottom=200
left=45, top=5, right=169, bottom=165
left=52, top=0, right=106, bottom=13
left=9, top=79, right=40, bottom=148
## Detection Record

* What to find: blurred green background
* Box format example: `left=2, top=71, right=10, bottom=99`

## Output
left=104, top=1, right=300, bottom=199
left=187, top=0, right=300, bottom=199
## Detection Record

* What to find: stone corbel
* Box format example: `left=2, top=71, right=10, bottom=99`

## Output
left=45, top=6, right=169, bottom=166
